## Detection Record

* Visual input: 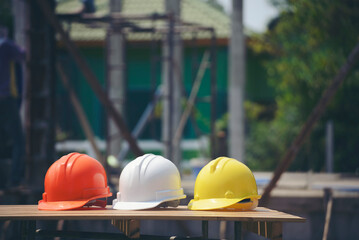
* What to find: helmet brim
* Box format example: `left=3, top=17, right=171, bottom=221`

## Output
left=38, top=192, right=112, bottom=211
left=112, top=194, right=186, bottom=210
left=188, top=195, right=261, bottom=211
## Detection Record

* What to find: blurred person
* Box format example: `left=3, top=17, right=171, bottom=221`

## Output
left=0, top=25, right=26, bottom=188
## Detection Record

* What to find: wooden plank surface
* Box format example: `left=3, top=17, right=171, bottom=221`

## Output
left=0, top=205, right=305, bottom=222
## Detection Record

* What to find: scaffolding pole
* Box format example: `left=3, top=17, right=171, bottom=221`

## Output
left=36, top=0, right=144, bottom=157
left=173, top=51, right=209, bottom=150
left=57, top=63, right=104, bottom=164
left=106, top=0, right=126, bottom=158
left=54, top=6, right=217, bottom=165
left=162, top=11, right=176, bottom=162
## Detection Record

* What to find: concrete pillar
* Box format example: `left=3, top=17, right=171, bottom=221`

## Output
left=162, top=0, right=182, bottom=166
left=228, top=0, right=246, bottom=162
left=107, top=0, right=126, bottom=157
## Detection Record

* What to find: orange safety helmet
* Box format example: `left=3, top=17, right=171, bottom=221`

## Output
left=38, top=152, right=112, bottom=210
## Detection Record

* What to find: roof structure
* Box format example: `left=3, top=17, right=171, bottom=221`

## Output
left=56, top=0, right=230, bottom=43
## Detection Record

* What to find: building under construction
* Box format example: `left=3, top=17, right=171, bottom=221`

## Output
left=0, top=0, right=359, bottom=239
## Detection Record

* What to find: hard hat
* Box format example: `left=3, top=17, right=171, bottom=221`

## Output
left=38, top=152, right=112, bottom=210
left=112, top=154, right=186, bottom=210
left=188, top=157, right=261, bottom=210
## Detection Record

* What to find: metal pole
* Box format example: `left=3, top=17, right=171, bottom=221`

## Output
left=107, top=0, right=126, bottom=158
left=26, top=0, right=56, bottom=186
left=229, top=0, right=246, bottom=162
left=210, top=30, right=217, bottom=159
left=173, top=51, right=209, bottom=146
left=150, top=20, right=159, bottom=141
left=117, top=87, right=163, bottom=160
left=191, top=32, right=199, bottom=85
left=202, top=220, right=208, bottom=239
left=325, top=120, right=334, bottom=173
left=234, top=221, right=242, bottom=240
left=168, top=13, right=175, bottom=160
left=36, top=0, right=144, bottom=156
left=162, top=12, right=175, bottom=161
left=163, top=0, right=182, bottom=166
left=57, top=63, right=104, bottom=164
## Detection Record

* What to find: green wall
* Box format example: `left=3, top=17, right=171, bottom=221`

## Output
left=57, top=48, right=106, bottom=140
left=56, top=43, right=272, bottom=141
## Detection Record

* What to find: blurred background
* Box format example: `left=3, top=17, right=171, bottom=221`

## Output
left=0, top=0, right=359, bottom=239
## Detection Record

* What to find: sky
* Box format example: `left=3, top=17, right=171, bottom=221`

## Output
left=217, top=0, right=279, bottom=33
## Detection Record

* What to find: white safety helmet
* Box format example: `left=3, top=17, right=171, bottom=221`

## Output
left=112, top=154, right=186, bottom=210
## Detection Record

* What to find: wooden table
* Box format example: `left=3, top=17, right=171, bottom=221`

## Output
left=0, top=205, right=305, bottom=240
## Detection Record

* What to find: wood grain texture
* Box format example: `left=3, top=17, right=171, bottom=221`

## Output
left=0, top=206, right=305, bottom=222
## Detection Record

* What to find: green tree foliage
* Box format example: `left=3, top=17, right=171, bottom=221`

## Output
left=246, top=0, right=359, bottom=172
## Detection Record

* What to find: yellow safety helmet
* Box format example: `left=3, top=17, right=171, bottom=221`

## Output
left=188, top=157, right=261, bottom=210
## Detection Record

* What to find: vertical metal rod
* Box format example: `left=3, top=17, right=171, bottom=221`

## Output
left=150, top=18, right=158, bottom=140
left=105, top=30, right=111, bottom=165
left=210, top=30, right=217, bottom=159
left=229, top=0, right=246, bottom=162
left=219, top=221, right=227, bottom=240
left=173, top=51, right=209, bottom=146
left=191, top=32, right=198, bottom=85
left=325, top=121, right=334, bottom=173
left=234, top=221, right=242, bottom=240
left=202, top=220, right=209, bottom=239
left=150, top=23, right=157, bottom=99
left=189, top=32, right=197, bottom=137
left=36, top=0, right=144, bottom=157
left=46, top=0, right=56, bottom=169
left=107, top=0, right=126, bottom=161
left=188, top=32, right=203, bottom=140
left=167, top=13, right=175, bottom=160
left=57, top=64, right=103, bottom=164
